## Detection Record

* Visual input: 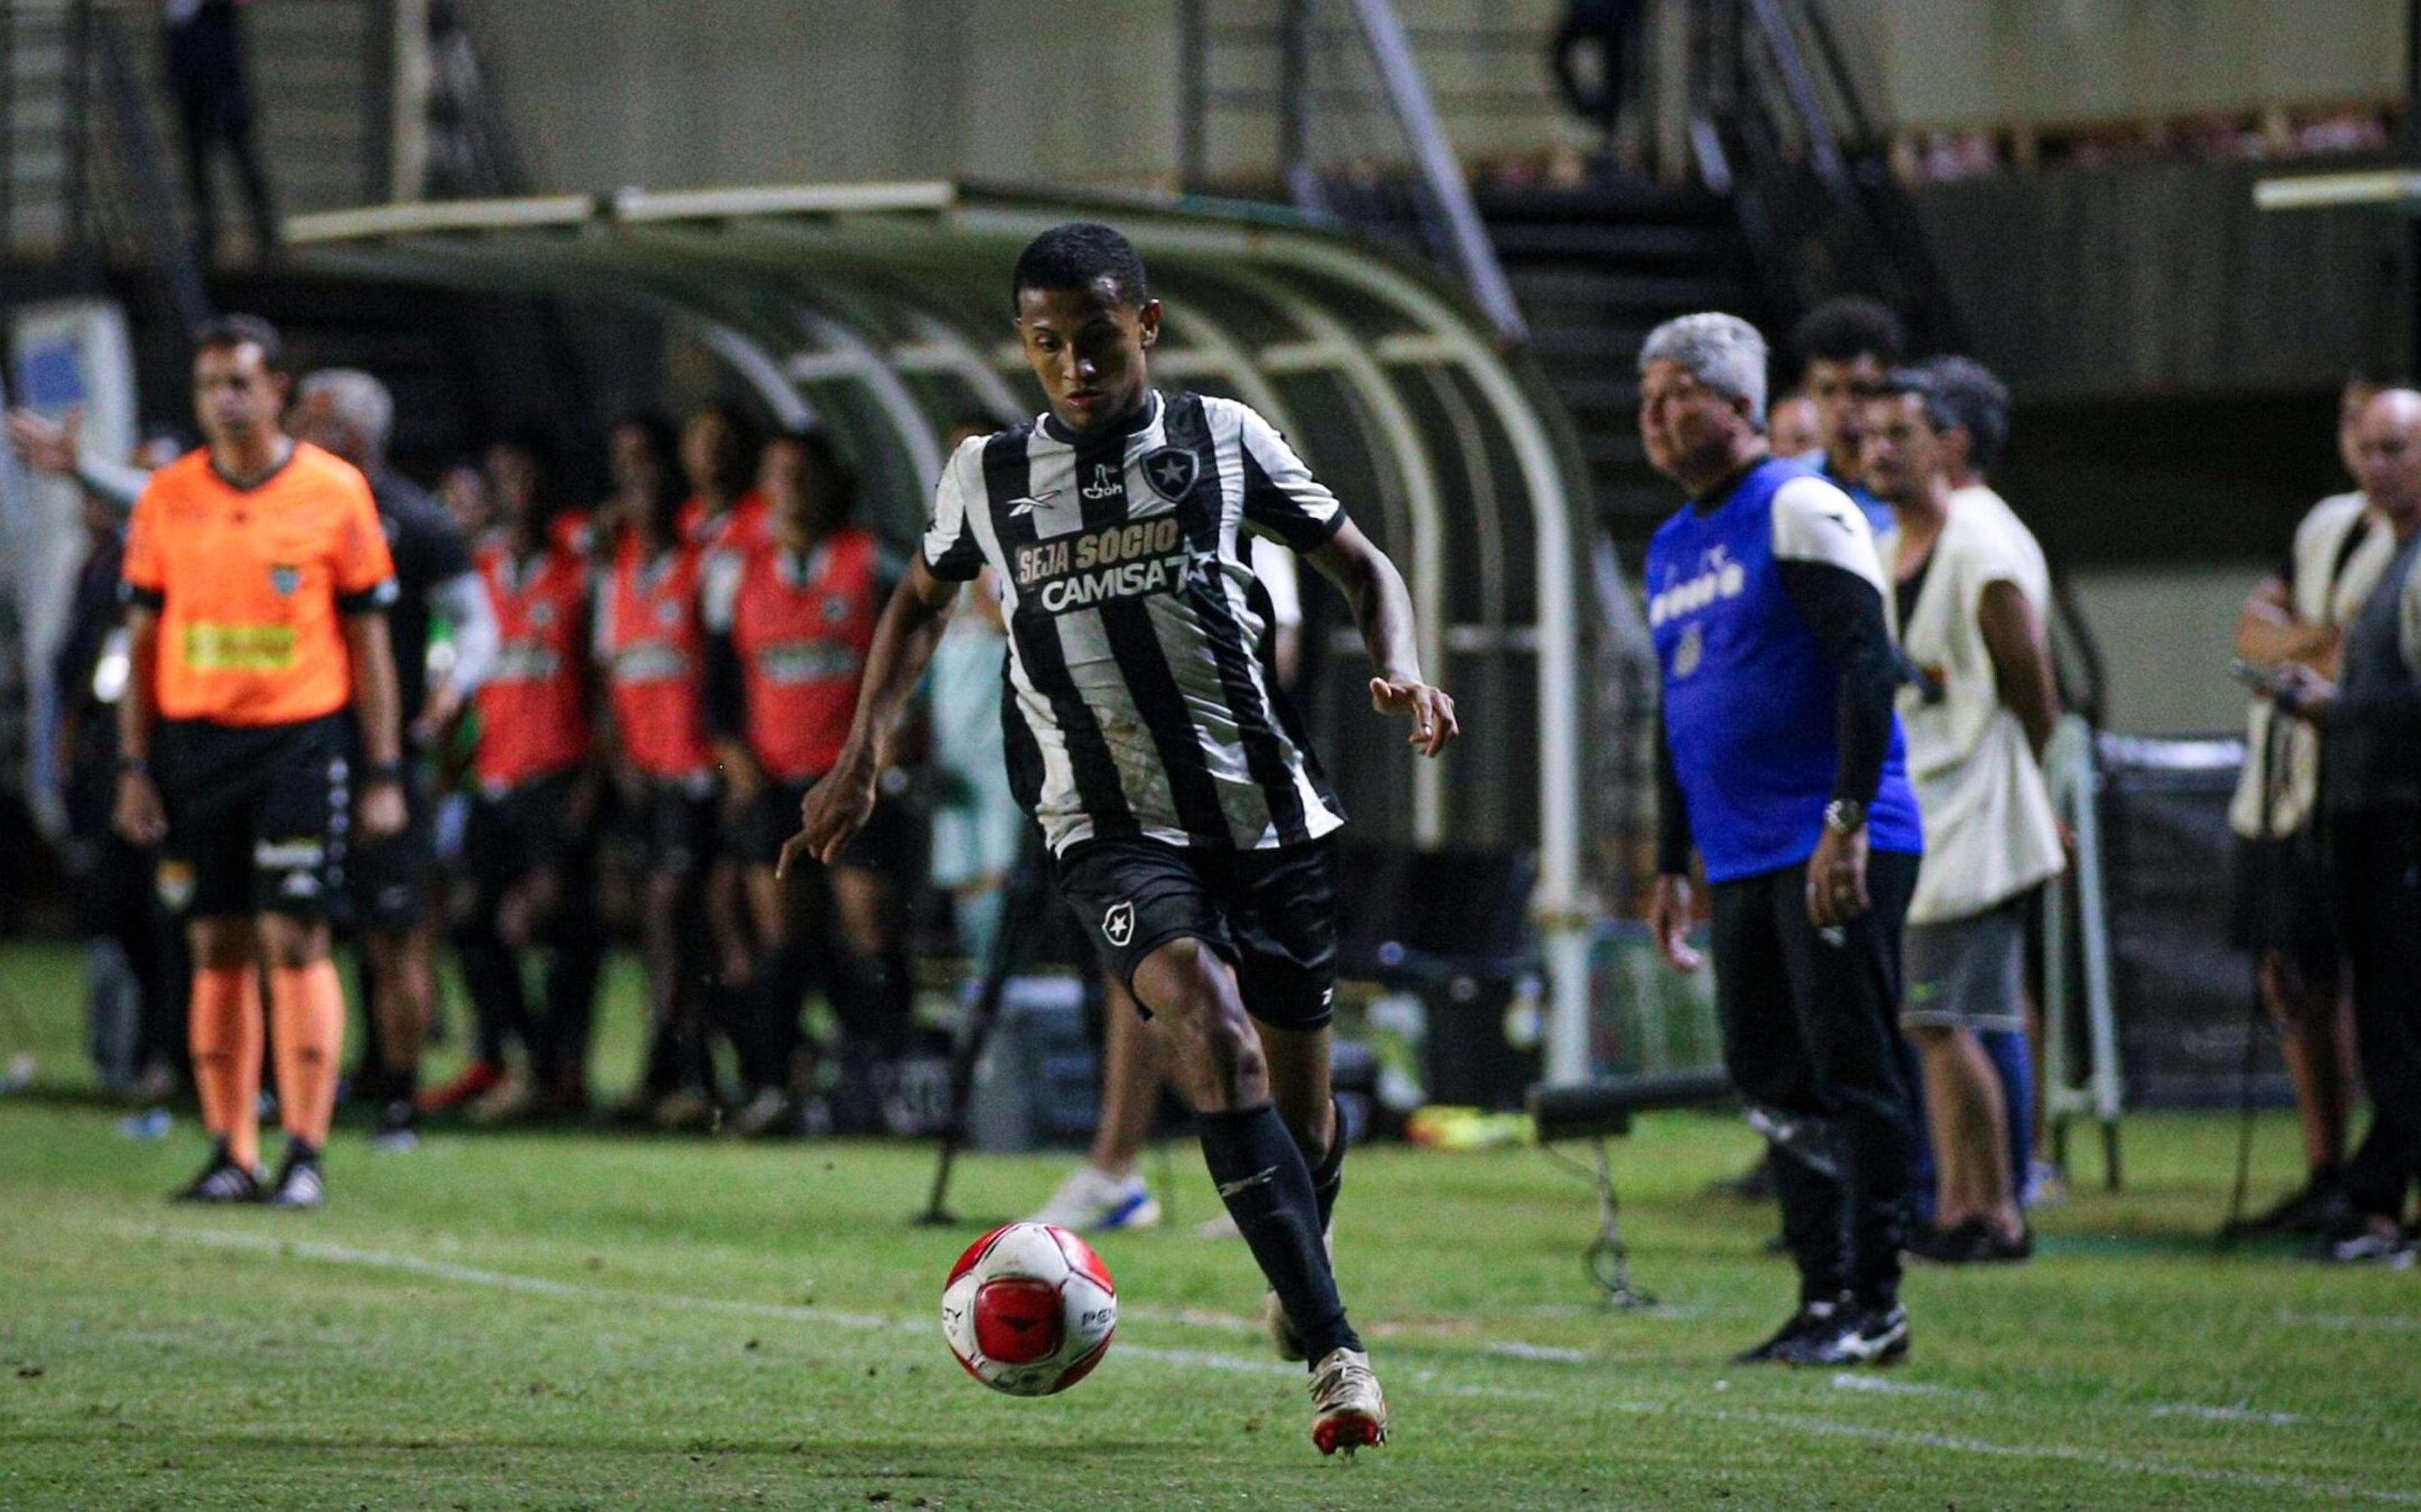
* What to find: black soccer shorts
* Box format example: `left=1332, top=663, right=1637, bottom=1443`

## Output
left=633, top=776, right=717, bottom=877
left=338, top=759, right=435, bottom=933
left=1052, top=835, right=1338, bottom=1032
left=153, top=713, right=347, bottom=921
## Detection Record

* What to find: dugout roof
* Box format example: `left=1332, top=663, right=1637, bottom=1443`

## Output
left=286, top=180, right=1602, bottom=1080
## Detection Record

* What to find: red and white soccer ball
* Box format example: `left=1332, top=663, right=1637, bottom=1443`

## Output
left=942, top=1222, right=1118, bottom=1397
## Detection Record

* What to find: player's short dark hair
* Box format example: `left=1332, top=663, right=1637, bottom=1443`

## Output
left=1792, top=297, right=1905, bottom=367
left=1012, top=222, right=1149, bottom=313
left=767, top=426, right=857, bottom=524
left=1918, top=355, right=2011, bottom=473
left=1874, top=367, right=1961, bottom=439
left=193, top=313, right=287, bottom=376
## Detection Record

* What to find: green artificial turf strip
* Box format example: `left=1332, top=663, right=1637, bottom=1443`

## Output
left=2, top=940, right=2416, bottom=1509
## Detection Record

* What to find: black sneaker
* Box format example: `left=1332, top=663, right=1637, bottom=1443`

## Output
left=267, top=1141, right=327, bottom=1209
left=2230, top=1176, right=2349, bottom=1238
left=368, top=1099, right=420, bottom=1153
left=1908, top=1218, right=2033, bottom=1266
left=1733, top=1298, right=1837, bottom=1364
left=1775, top=1302, right=1910, bottom=1367
left=170, top=1141, right=262, bottom=1204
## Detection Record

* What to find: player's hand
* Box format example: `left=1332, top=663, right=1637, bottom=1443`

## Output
left=1648, top=872, right=1702, bottom=972
left=113, top=768, right=167, bottom=847
left=781, top=758, right=878, bottom=877
left=408, top=680, right=463, bottom=748
left=1806, top=823, right=1871, bottom=929
left=1369, top=677, right=1459, bottom=758
left=4, top=407, right=80, bottom=476
left=358, top=777, right=408, bottom=839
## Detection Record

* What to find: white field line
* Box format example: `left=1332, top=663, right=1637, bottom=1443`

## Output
left=2280, top=1310, right=2421, bottom=1334
left=127, top=1226, right=2410, bottom=1505
left=2150, top=1404, right=2304, bottom=1427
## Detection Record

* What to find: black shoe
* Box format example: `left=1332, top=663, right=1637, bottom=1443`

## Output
left=2231, top=1175, right=2349, bottom=1238
left=368, top=1099, right=419, bottom=1153
left=170, top=1141, right=263, bottom=1204
left=267, top=1141, right=327, bottom=1209
left=1775, top=1302, right=1910, bottom=1367
left=1903, top=1219, right=1972, bottom=1264
left=1709, top=1153, right=1777, bottom=1202
left=1733, top=1298, right=1837, bottom=1364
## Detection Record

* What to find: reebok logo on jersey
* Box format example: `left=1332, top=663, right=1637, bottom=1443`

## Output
left=1647, top=547, right=1746, bottom=628
left=1103, top=900, right=1135, bottom=947
left=1006, top=488, right=1062, bottom=516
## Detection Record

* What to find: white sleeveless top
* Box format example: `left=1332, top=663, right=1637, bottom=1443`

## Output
left=2227, top=491, right=2395, bottom=839
left=1895, top=491, right=2067, bottom=925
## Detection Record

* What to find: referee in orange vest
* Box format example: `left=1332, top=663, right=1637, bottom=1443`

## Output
left=117, top=314, right=406, bottom=1206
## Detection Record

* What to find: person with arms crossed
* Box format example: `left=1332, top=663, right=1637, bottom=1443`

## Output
left=2226, top=375, right=2391, bottom=1234
left=789, top=224, right=1453, bottom=1453
left=1862, top=368, right=2063, bottom=1263
left=1640, top=313, right=1925, bottom=1365
left=119, top=315, right=407, bottom=1206
left=2268, top=385, right=2421, bottom=1264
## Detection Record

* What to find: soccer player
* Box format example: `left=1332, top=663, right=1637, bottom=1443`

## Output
left=1639, top=313, right=1924, bottom=1365
left=444, top=432, right=604, bottom=1121
left=789, top=223, right=1453, bottom=1453
left=1862, top=369, right=2063, bottom=1264
left=596, top=414, right=719, bottom=1128
left=287, top=369, right=497, bottom=1150
left=704, top=429, right=907, bottom=1136
left=117, top=314, right=407, bottom=1206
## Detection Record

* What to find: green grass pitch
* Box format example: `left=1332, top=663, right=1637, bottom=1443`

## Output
left=1, top=939, right=2415, bottom=1509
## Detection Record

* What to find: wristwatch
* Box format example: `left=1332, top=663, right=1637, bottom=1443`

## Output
left=1823, top=799, right=1867, bottom=834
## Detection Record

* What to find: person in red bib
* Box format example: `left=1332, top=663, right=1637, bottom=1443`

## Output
left=704, top=428, right=911, bottom=1135
left=678, top=401, right=769, bottom=552
left=595, top=415, right=719, bottom=1127
left=441, top=431, right=604, bottom=1121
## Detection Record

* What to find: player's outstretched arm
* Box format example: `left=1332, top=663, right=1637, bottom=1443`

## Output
left=1304, top=520, right=1458, bottom=758
left=781, top=557, right=961, bottom=875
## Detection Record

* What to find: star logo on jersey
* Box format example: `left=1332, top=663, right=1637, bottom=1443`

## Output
left=1141, top=446, right=1198, bottom=502
left=1103, top=900, right=1136, bottom=948
left=268, top=563, right=301, bottom=597
left=654, top=599, right=682, bottom=626
left=1179, top=548, right=1220, bottom=592
left=1079, top=463, right=1123, bottom=502
left=822, top=594, right=851, bottom=624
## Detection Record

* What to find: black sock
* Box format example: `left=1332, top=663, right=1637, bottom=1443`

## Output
left=1305, top=1101, right=1346, bottom=1237
left=1199, top=1104, right=1360, bottom=1363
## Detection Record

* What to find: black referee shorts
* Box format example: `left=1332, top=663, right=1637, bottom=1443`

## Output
left=153, top=713, right=347, bottom=922
left=1053, top=835, right=1338, bottom=1032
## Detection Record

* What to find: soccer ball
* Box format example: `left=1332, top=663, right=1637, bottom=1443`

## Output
left=941, top=1222, right=1118, bottom=1397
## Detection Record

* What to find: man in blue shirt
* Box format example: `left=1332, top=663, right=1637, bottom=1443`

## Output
left=1641, top=312, right=1925, bottom=1366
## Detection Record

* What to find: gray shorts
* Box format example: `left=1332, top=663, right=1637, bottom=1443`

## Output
left=1901, top=896, right=2028, bottom=1034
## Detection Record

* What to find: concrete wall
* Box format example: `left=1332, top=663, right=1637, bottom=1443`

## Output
left=1825, top=0, right=2401, bottom=131
left=462, top=0, right=1579, bottom=195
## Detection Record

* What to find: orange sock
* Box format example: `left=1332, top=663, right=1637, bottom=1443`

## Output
left=270, top=960, right=347, bottom=1148
left=189, top=966, right=264, bottom=1172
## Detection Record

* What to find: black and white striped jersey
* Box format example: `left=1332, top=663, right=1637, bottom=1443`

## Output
left=922, top=390, right=1347, bottom=855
